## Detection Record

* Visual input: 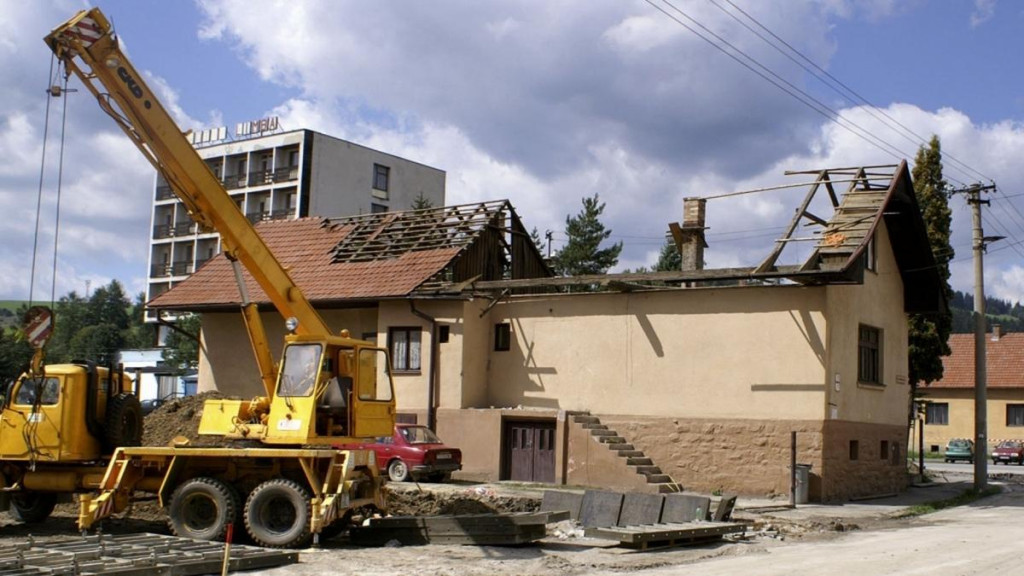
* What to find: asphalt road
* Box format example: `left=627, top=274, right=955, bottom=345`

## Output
left=618, top=489, right=1024, bottom=576
left=927, top=460, right=1024, bottom=475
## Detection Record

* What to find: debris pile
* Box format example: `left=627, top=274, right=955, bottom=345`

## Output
left=383, top=484, right=541, bottom=516
left=142, top=392, right=225, bottom=447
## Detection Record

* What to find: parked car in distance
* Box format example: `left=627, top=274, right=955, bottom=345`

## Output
left=336, top=424, right=462, bottom=482
left=944, top=438, right=974, bottom=464
left=140, top=397, right=165, bottom=415
left=991, top=440, right=1024, bottom=465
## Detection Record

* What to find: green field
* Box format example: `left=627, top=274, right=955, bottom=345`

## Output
left=0, top=301, right=26, bottom=313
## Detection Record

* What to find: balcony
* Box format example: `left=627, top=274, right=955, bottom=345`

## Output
left=150, top=264, right=171, bottom=278
left=249, top=169, right=275, bottom=186
left=170, top=261, right=195, bottom=276
left=155, top=185, right=175, bottom=201
left=223, top=174, right=249, bottom=190
left=195, top=257, right=213, bottom=270
left=269, top=209, right=294, bottom=220
left=153, top=224, right=172, bottom=239
left=173, top=222, right=196, bottom=236
left=246, top=211, right=271, bottom=224
left=274, top=166, right=299, bottom=182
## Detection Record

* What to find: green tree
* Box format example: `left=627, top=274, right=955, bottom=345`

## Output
left=123, top=291, right=157, bottom=349
left=654, top=237, right=682, bottom=271
left=553, top=194, right=622, bottom=281
left=908, top=135, right=953, bottom=386
left=0, top=328, right=33, bottom=385
left=162, top=313, right=201, bottom=374
left=411, top=191, right=434, bottom=210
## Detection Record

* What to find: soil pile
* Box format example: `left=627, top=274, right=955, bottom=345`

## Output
left=142, top=392, right=226, bottom=447
left=383, top=484, right=541, bottom=516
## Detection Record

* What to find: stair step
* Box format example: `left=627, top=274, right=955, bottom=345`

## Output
left=645, top=474, right=673, bottom=484
left=590, top=429, right=617, bottom=436
left=631, top=465, right=663, bottom=475
left=581, top=423, right=608, bottom=430
left=573, top=415, right=600, bottom=424
left=613, top=448, right=641, bottom=456
left=626, top=457, right=653, bottom=466
left=656, top=483, right=685, bottom=494
left=598, top=436, right=627, bottom=444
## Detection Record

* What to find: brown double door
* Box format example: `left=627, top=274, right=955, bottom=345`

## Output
left=503, top=420, right=556, bottom=483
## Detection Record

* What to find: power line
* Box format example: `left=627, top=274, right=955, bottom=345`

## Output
left=711, top=0, right=992, bottom=186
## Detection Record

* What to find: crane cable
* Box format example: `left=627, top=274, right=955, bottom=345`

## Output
left=29, top=55, right=71, bottom=312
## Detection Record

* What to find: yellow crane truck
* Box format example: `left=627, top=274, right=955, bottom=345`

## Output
left=0, top=7, right=398, bottom=548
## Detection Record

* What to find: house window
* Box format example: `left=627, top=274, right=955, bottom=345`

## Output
left=371, top=203, right=388, bottom=214
left=925, top=403, right=949, bottom=425
left=373, top=164, right=390, bottom=193
left=494, top=323, right=511, bottom=351
left=438, top=325, right=450, bottom=343
left=849, top=440, right=859, bottom=461
left=880, top=440, right=889, bottom=460
left=389, top=327, right=421, bottom=372
left=858, top=324, right=882, bottom=385
left=864, top=235, right=876, bottom=272
left=1007, top=404, right=1024, bottom=427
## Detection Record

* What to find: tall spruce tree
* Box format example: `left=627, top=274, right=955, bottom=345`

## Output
left=654, top=237, right=682, bottom=271
left=553, top=194, right=622, bottom=279
left=908, top=135, right=953, bottom=386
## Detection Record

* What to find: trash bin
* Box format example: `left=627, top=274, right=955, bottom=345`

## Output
left=794, top=464, right=812, bottom=504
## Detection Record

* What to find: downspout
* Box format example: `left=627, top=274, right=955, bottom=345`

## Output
left=410, top=301, right=438, bottom=431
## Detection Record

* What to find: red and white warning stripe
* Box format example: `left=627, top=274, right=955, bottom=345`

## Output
left=64, top=17, right=103, bottom=47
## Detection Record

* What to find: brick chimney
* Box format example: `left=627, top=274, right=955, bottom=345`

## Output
left=670, top=197, right=708, bottom=271
left=992, top=324, right=1003, bottom=342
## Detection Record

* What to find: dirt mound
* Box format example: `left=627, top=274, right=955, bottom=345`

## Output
left=142, top=392, right=226, bottom=447
left=383, top=484, right=540, bottom=516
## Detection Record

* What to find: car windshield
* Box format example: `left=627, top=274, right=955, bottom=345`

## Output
left=948, top=440, right=970, bottom=449
left=998, top=441, right=1021, bottom=449
left=400, top=426, right=442, bottom=444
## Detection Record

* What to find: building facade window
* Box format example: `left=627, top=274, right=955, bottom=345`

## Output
left=494, top=323, right=511, bottom=351
left=373, top=164, right=390, bottom=193
left=849, top=440, right=859, bottom=461
left=1007, top=404, right=1024, bottom=427
left=926, top=402, right=949, bottom=425
left=864, top=236, right=877, bottom=272
left=858, top=324, right=882, bottom=384
left=371, top=203, right=388, bottom=214
left=388, top=327, right=421, bottom=372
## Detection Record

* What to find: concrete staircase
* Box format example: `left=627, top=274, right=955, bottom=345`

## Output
left=572, top=413, right=682, bottom=494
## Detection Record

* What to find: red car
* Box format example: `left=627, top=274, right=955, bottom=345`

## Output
left=992, top=440, right=1024, bottom=465
left=337, top=424, right=462, bottom=482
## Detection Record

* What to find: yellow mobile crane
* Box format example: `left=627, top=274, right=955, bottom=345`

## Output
left=0, top=7, right=397, bottom=547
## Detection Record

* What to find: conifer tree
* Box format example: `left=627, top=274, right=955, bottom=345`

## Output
left=553, top=194, right=622, bottom=278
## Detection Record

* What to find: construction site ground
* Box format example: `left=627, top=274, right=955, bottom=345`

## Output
left=2, top=470, right=1015, bottom=575
left=4, top=396, right=1010, bottom=574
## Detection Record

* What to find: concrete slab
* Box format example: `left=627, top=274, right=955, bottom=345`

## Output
left=662, top=493, right=711, bottom=523
left=713, top=494, right=737, bottom=521
left=580, top=490, right=624, bottom=528
left=541, top=490, right=584, bottom=521
left=618, top=493, right=665, bottom=526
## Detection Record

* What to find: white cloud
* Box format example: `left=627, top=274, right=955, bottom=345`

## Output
left=971, top=0, right=997, bottom=28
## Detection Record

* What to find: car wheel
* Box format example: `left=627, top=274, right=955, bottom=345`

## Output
left=387, top=459, right=410, bottom=482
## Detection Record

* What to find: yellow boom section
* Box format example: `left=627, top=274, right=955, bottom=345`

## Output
left=44, top=8, right=331, bottom=338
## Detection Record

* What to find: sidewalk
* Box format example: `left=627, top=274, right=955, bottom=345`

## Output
left=735, top=478, right=974, bottom=523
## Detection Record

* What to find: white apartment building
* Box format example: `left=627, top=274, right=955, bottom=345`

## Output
left=146, top=126, right=446, bottom=319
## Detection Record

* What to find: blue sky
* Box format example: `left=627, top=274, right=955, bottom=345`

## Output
left=2, top=0, right=1024, bottom=306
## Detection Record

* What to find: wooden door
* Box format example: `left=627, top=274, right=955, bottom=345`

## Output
left=503, top=420, right=556, bottom=483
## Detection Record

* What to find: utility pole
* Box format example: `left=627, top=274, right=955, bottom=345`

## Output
left=953, top=183, right=998, bottom=491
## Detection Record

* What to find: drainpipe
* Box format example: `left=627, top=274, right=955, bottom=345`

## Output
left=410, top=301, right=438, bottom=431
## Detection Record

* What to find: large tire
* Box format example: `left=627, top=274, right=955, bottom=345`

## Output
left=10, top=493, right=57, bottom=524
left=244, top=479, right=311, bottom=548
left=168, top=477, right=240, bottom=541
left=387, top=459, right=410, bottom=482
left=105, top=393, right=143, bottom=451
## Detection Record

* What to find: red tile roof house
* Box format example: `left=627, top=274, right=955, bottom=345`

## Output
left=150, top=162, right=943, bottom=502
left=917, top=329, right=1024, bottom=456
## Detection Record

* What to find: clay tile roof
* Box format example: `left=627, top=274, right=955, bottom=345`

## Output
left=148, top=217, right=462, bottom=310
left=927, top=332, right=1024, bottom=389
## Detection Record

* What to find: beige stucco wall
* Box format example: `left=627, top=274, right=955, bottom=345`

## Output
left=918, top=387, right=1024, bottom=456
left=483, top=285, right=829, bottom=420
left=823, top=221, right=911, bottom=429
left=196, top=307, right=379, bottom=397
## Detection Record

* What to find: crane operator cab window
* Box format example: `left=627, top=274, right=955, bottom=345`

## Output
left=13, top=377, right=60, bottom=406
left=279, top=343, right=322, bottom=397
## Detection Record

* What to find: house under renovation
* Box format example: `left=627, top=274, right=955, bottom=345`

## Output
left=149, top=161, right=942, bottom=501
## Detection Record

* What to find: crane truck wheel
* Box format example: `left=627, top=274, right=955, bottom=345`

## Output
left=168, top=477, right=240, bottom=541
left=104, top=393, right=143, bottom=451
left=10, top=493, right=57, bottom=523
left=244, top=478, right=312, bottom=548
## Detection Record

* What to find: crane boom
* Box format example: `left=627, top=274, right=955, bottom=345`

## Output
left=44, top=8, right=331, bottom=338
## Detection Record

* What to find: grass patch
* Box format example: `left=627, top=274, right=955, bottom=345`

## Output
left=896, top=486, right=1002, bottom=518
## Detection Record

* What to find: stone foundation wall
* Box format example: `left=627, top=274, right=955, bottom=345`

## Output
left=820, top=420, right=907, bottom=501
left=598, top=415, right=824, bottom=499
